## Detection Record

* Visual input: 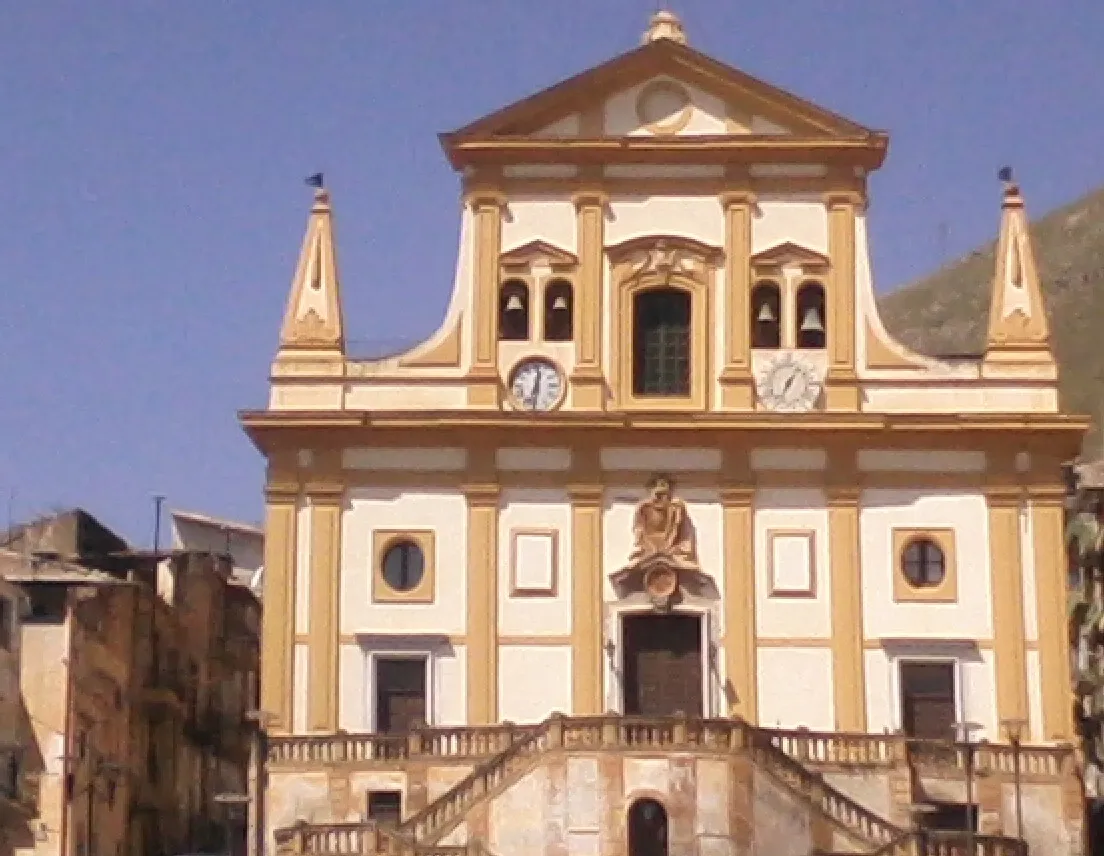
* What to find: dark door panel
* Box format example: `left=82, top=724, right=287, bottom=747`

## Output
left=622, top=614, right=702, bottom=716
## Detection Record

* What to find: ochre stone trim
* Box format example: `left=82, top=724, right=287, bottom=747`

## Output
left=371, top=530, right=437, bottom=604
left=468, top=192, right=507, bottom=373
left=986, top=497, right=1029, bottom=728
left=824, top=192, right=859, bottom=411
left=307, top=494, right=343, bottom=732
left=722, top=491, right=757, bottom=722
left=827, top=486, right=866, bottom=731
left=891, top=528, right=958, bottom=604
left=465, top=485, right=500, bottom=725
left=1031, top=497, right=1074, bottom=740
left=260, top=495, right=298, bottom=733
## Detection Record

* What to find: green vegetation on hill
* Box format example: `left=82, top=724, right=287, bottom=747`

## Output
left=877, top=186, right=1104, bottom=455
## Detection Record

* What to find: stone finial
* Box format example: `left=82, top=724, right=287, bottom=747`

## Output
left=643, top=10, right=688, bottom=45
left=982, top=168, right=1055, bottom=374
left=277, top=183, right=346, bottom=354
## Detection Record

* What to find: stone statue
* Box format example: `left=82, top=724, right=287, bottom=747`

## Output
left=610, top=475, right=706, bottom=611
left=627, top=475, right=698, bottom=571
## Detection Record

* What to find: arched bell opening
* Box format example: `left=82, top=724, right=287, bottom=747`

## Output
left=498, top=279, right=530, bottom=341
left=750, top=280, right=781, bottom=349
left=795, top=280, right=827, bottom=349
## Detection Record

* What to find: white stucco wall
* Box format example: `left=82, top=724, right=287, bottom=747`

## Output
left=860, top=490, right=993, bottom=641
left=500, top=198, right=577, bottom=254
left=751, top=199, right=828, bottom=255
left=757, top=647, right=835, bottom=729
left=341, top=488, right=468, bottom=635
left=754, top=488, right=832, bottom=640
left=498, top=488, right=573, bottom=636
left=498, top=645, right=573, bottom=723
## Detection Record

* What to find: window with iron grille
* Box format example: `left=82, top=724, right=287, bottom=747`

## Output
left=632, top=288, right=691, bottom=396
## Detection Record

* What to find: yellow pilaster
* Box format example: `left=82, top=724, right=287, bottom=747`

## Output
left=570, top=191, right=609, bottom=410
left=1031, top=490, right=1075, bottom=740
left=719, top=190, right=756, bottom=409
left=721, top=483, right=757, bottom=722
left=467, top=190, right=506, bottom=406
left=465, top=483, right=500, bottom=724
left=986, top=490, right=1029, bottom=726
left=306, top=488, right=343, bottom=732
left=824, top=192, right=861, bottom=411
left=828, top=486, right=866, bottom=731
left=260, top=484, right=298, bottom=734
left=570, top=480, right=604, bottom=715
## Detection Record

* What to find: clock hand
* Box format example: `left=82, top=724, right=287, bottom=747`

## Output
left=530, top=371, right=543, bottom=407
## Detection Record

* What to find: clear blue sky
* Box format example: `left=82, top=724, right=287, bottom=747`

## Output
left=3, top=1, right=1103, bottom=545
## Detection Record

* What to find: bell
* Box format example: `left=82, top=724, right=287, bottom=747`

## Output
left=552, top=295, right=568, bottom=311
left=505, top=293, right=524, bottom=312
left=756, top=301, right=776, bottom=323
left=800, top=305, right=824, bottom=333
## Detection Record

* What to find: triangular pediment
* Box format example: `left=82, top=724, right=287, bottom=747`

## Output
left=442, top=38, right=878, bottom=148
left=750, top=241, right=831, bottom=270
left=499, top=239, right=579, bottom=270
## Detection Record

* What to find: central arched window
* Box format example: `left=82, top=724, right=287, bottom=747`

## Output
left=632, top=288, right=691, bottom=397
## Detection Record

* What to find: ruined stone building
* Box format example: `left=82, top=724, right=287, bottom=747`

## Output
left=0, top=509, right=261, bottom=856
left=242, top=12, right=1086, bottom=856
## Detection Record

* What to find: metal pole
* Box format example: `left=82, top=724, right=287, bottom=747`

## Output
left=1012, top=732, right=1024, bottom=841
left=965, top=740, right=975, bottom=856
left=152, top=495, right=165, bottom=553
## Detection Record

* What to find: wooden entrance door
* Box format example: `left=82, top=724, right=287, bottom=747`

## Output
left=622, top=614, right=703, bottom=716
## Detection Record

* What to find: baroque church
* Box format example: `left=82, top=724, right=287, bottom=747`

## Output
left=242, top=12, right=1087, bottom=856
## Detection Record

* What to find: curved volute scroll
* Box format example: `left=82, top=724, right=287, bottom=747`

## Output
left=609, top=475, right=718, bottom=610
left=278, top=187, right=345, bottom=356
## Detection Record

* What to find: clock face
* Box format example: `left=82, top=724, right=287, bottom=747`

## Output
left=756, top=355, right=823, bottom=413
left=509, top=358, right=565, bottom=413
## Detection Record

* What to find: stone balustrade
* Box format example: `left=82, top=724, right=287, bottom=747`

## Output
left=268, top=724, right=539, bottom=767
left=767, top=727, right=1072, bottom=780
left=272, top=715, right=1062, bottom=856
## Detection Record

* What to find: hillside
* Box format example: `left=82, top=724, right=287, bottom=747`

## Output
left=877, top=186, right=1104, bottom=455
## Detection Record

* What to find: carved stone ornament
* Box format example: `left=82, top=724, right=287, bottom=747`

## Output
left=626, top=241, right=704, bottom=284
left=609, top=475, right=714, bottom=610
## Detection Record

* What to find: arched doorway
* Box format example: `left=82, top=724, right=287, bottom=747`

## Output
left=628, top=798, right=668, bottom=856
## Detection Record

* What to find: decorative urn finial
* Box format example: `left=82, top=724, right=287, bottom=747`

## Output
left=643, top=10, right=688, bottom=45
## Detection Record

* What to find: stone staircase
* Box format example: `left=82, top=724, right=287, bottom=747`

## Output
left=273, top=714, right=1030, bottom=856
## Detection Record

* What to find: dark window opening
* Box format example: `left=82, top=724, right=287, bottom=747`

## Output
left=23, top=584, right=68, bottom=624
left=543, top=279, right=574, bottom=341
left=795, top=281, right=826, bottom=349
left=627, top=798, right=669, bottom=856
left=902, top=539, right=947, bottom=588
left=380, top=541, right=426, bottom=593
left=900, top=661, right=956, bottom=740
left=375, top=658, right=427, bottom=734
left=367, top=790, right=403, bottom=827
left=632, top=288, right=691, bottom=397
left=750, top=281, right=781, bottom=349
left=498, top=280, right=530, bottom=341
left=0, top=598, right=12, bottom=651
left=913, top=801, right=978, bottom=834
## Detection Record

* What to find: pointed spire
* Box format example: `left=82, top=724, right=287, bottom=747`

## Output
left=643, top=10, right=687, bottom=45
left=278, top=186, right=345, bottom=354
left=983, top=169, right=1054, bottom=369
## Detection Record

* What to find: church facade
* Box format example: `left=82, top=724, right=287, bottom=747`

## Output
left=243, top=13, right=1087, bottom=856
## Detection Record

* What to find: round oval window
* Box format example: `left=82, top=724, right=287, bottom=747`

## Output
left=381, top=540, right=425, bottom=592
left=901, top=538, right=946, bottom=588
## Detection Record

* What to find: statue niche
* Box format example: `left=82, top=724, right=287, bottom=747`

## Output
left=610, top=475, right=714, bottom=610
